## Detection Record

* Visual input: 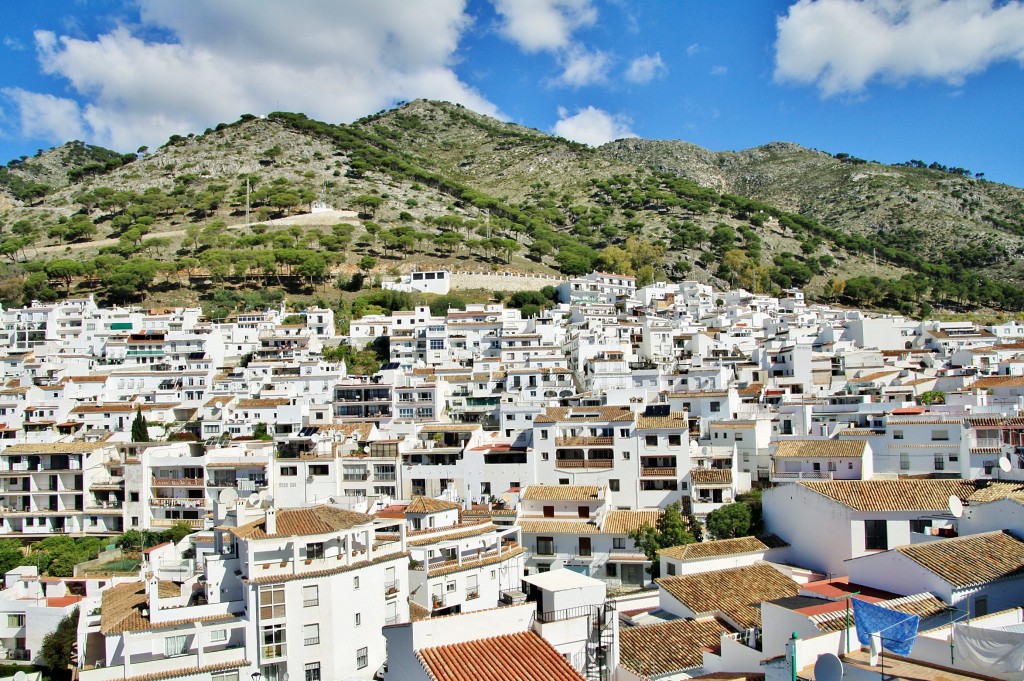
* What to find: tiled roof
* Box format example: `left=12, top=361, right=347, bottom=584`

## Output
left=602, top=510, right=661, bottom=534
left=535, top=406, right=635, bottom=424
left=230, top=505, right=373, bottom=540
left=619, top=617, right=729, bottom=676
left=635, top=412, right=688, bottom=430
left=773, top=440, right=867, bottom=458
left=521, top=485, right=603, bottom=501
left=797, top=479, right=980, bottom=512
left=246, top=550, right=409, bottom=584
left=235, top=398, right=290, bottom=408
left=428, top=546, right=526, bottom=578
left=406, top=496, right=461, bottom=514
left=970, top=376, right=1024, bottom=389
left=895, top=530, right=1024, bottom=588
left=966, top=481, right=1024, bottom=505
left=658, top=536, right=785, bottom=562
left=409, top=525, right=496, bottom=547
left=115, top=658, right=249, bottom=681
left=656, top=563, right=799, bottom=628
left=420, top=423, right=480, bottom=433
left=2, top=442, right=108, bottom=454
left=518, top=520, right=600, bottom=535
left=417, top=631, right=585, bottom=681
left=100, top=581, right=233, bottom=634
left=690, top=468, right=733, bottom=484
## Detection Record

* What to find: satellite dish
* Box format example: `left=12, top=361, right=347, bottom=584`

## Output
left=948, top=495, right=964, bottom=518
left=215, top=401, right=223, bottom=410
left=814, top=653, right=844, bottom=681
left=13, top=672, right=26, bottom=681
left=689, top=440, right=699, bottom=455
left=218, top=488, right=238, bottom=505
left=999, top=456, right=1012, bottom=473
left=247, top=493, right=260, bottom=507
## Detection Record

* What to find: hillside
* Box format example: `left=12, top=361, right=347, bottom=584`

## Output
left=0, top=99, right=1022, bottom=317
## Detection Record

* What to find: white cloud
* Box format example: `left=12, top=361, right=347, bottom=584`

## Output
left=4, top=0, right=500, bottom=152
left=554, top=46, right=610, bottom=87
left=1, top=88, right=85, bottom=142
left=552, top=105, right=636, bottom=146
left=710, top=65, right=728, bottom=76
left=625, top=53, right=666, bottom=84
left=492, top=0, right=597, bottom=53
left=686, top=43, right=700, bottom=57
left=775, top=0, right=1024, bottom=96
left=3, top=36, right=25, bottom=51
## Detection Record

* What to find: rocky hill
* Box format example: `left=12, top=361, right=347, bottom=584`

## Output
left=0, top=100, right=1022, bottom=315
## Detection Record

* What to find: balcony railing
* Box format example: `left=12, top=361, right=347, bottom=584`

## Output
left=384, top=579, right=400, bottom=596
left=641, top=467, right=677, bottom=477
left=343, top=474, right=369, bottom=481
left=385, top=614, right=400, bottom=625
left=431, top=594, right=446, bottom=610
left=555, top=459, right=613, bottom=469
left=465, top=589, right=480, bottom=601
left=772, top=470, right=834, bottom=480
left=555, top=436, right=613, bottom=447
left=152, top=477, right=204, bottom=487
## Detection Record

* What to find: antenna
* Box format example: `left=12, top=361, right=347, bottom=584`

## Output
left=814, top=653, right=844, bottom=681
left=218, top=488, right=238, bottom=505
left=948, top=495, right=964, bottom=518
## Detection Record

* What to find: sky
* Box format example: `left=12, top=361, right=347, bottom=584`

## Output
left=1, top=0, right=1023, bottom=187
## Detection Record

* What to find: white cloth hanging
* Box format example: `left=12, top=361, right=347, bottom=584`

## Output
left=954, top=623, right=1024, bottom=674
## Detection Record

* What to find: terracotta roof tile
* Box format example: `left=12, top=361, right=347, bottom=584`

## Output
left=535, top=406, right=635, bottom=424
left=797, top=479, right=980, bottom=512
left=235, top=398, right=290, bottom=408
left=773, top=440, right=867, bottom=458
left=602, top=510, right=661, bottom=534
left=658, top=536, right=786, bottom=562
left=230, top=505, right=372, bottom=540
left=428, top=546, right=526, bottom=578
left=417, top=631, right=585, bottom=681
left=810, top=593, right=947, bottom=632
left=619, top=617, right=729, bottom=676
left=3, top=442, right=108, bottom=454
left=895, top=530, right=1024, bottom=588
left=635, top=412, right=689, bottom=430
left=406, top=496, right=461, bottom=514
left=518, top=520, right=600, bottom=535
left=419, top=423, right=481, bottom=433
left=691, top=468, right=733, bottom=484
left=656, top=563, right=799, bottom=629
left=521, top=485, right=603, bottom=501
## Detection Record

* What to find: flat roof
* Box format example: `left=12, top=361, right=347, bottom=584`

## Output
left=521, top=568, right=605, bottom=591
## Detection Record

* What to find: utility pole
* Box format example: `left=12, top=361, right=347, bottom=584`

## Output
left=246, top=178, right=251, bottom=227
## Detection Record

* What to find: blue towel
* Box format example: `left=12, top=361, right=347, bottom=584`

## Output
left=851, top=597, right=920, bottom=656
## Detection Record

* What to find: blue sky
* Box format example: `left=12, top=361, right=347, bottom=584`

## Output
left=2, top=0, right=1023, bottom=187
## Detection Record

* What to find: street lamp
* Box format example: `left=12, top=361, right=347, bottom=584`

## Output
left=251, top=671, right=261, bottom=681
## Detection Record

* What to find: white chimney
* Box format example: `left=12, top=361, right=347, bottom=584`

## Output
left=265, top=506, right=277, bottom=535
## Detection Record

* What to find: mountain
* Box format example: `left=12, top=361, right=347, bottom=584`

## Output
left=0, top=99, right=1022, bottom=314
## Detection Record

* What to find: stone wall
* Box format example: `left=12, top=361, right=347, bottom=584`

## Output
left=449, top=271, right=567, bottom=292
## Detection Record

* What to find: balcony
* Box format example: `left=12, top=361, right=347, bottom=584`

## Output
left=343, top=473, right=369, bottom=481
left=90, top=476, right=124, bottom=489
left=431, top=594, right=447, bottom=610
left=152, top=477, right=204, bottom=487
left=554, top=459, right=613, bottom=469
left=150, top=498, right=206, bottom=508
left=384, top=579, right=400, bottom=596
left=465, top=588, right=480, bottom=601
left=151, top=518, right=204, bottom=528
left=641, top=467, right=677, bottom=477
left=385, top=614, right=400, bottom=625
left=771, top=470, right=834, bottom=481
left=555, top=436, right=613, bottom=447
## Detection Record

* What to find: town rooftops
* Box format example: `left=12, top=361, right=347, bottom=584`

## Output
left=535, top=406, right=634, bottom=424
left=602, top=510, right=661, bottom=534
left=773, top=440, right=867, bottom=458
left=797, top=479, right=981, bottom=512
left=1, top=441, right=108, bottom=454
left=98, top=580, right=228, bottom=634
left=656, top=563, right=799, bottom=629
left=894, top=530, right=1024, bottom=588
left=521, top=484, right=604, bottom=501
left=690, top=468, right=733, bottom=484
left=635, top=411, right=688, bottom=430
left=229, top=505, right=373, bottom=540
left=619, top=617, right=729, bottom=677
left=417, top=631, right=584, bottom=681
left=658, top=535, right=787, bottom=562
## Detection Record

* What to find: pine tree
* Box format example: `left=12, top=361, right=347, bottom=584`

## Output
left=131, top=408, right=149, bottom=442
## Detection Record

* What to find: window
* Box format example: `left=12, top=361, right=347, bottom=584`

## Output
left=304, top=623, right=320, bottom=645
left=536, top=563, right=551, bottom=573
left=353, top=575, right=360, bottom=590
left=645, top=435, right=658, bottom=447
left=934, top=455, right=945, bottom=471
left=865, top=520, right=888, bottom=550
left=710, top=401, right=721, bottom=413
left=609, top=479, right=620, bottom=492
left=605, top=563, right=617, bottom=577
left=7, top=614, right=25, bottom=627
left=480, top=482, right=491, bottom=495
left=303, top=584, right=319, bottom=607
left=259, top=584, right=285, bottom=618
left=613, top=537, right=625, bottom=550
left=910, top=519, right=931, bottom=534
left=578, top=537, right=591, bottom=557
left=280, top=466, right=297, bottom=477
left=536, top=536, right=554, bottom=555
left=619, top=428, right=630, bottom=437
left=622, top=451, right=631, bottom=460
left=974, top=596, right=989, bottom=617
left=543, top=505, right=554, bottom=518
left=354, top=612, right=362, bottom=627
left=261, top=624, right=286, bottom=659
left=305, top=542, right=325, bottom=559
left=541, top=452, right=549, bottom=460
left=900, top=452, right=910, bottom=470
left=931, top=429, right=949, bottom=441
left=429, top=339, right=444, bottom=350
left=577, top=505, right=588, bottom=518
left=211, top=671, right=238, bottom=681
left=357, top=647, right=369, bottom=669
left=893, top=430, right=904, bottom=440
left=666, top=563, right=677, bottom=576
left=558, top=478, right=569, bottom=485
left=304, top=662, right=321, bottom=681
left=540, top=430, right=548, bottom=440
left=165, top=634, right=188, bottom=657
left=209, top=629, right=227, bottom=643
left=445, top=581, right=456, bottom=593
left=129, top=492, right=140, bottom=502
left=309, top=465, right=328, bottom=476
left=827, top=461, right=837, bottom=472
left=668, top=434, right=681, bottom=447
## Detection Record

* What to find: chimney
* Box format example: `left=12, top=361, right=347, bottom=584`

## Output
left=265, top=506, right=277, bottom=535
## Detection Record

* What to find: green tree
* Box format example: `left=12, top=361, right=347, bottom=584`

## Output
left=40, top=607, right=79, bottom=681
left=165, top=522, right=195, bottom=545
left=131, top=408, right=149, bottom=442
left=705, top=502, right=753, bottom=540
left=253, top=423, right=271, bottom=440
left=918, top=390, right=945, bottom=405
left=628, top=501, right=695, bottom=578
